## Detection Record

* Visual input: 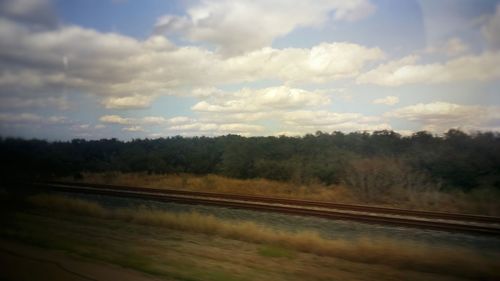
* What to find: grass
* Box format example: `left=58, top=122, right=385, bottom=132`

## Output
left=24, top=193, right=500, bottom=279
left=258, top=245, right=296, bottom=259
left=0, top=214, right=248, bottom=281
left=28, top=193, right=107, bottom=217
left=66, top=172, right=354, bottom=202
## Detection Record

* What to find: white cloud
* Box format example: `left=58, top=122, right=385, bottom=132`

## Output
left=102, top=95, right=155, bottom=109
left=192, top=86, right=331, bottom=113
left=0, top=18, right=384, bottom=106
left=122, top=126, right=144, bottom=132
left=187, top=86, right=393, bottom=135
left=273, top=131, right=303, bottom=137
left=222, top=43, right=384, bottom=83
left=167, top=116, right=194, bottom=125
left=191, top=87, right=224, bottom=98
left=357, top=52, right=500, bottom=86
left=395, top=130, right=414, bottom=136
left=148, top=133, right=165, bottom=138
left=99, top=115, right=131, bottom=125
left=386, top=102, right=500, bottom=132
left=0, top=96, right=69, bottom=109
left=70, top=124, right=90, bottom=131
left=0, top=112, right=41, bottom=123
left=386, top=102, right=470, bottom=121
left=169, top=122, right=217, bottom=132
left=425, top=37, right=469, bottom=56
left=0, top=112, right=67, bottom=124
left=99, top=115, right=170, bottom=126
left=3, top=0, right=498, bottom=138
left=155, top=0, right=375, bottom=55
left=0, top=0, right=57, bottom=29
left=47, top=116, right=68, bottom=124
left=482, top=4, right=500, bottom=50
left=168, top=121, right=265, bottom=136
left=283, top=110, right=391, bottom=132
left=373, top=96, right=399, bottom=105
left=94, top=113, right=268, bottom=137
left=141, top=116, right=167, bottom=125
left=197, top=112, right=275, bottom=123
left=442, top=38, right=469, bottom=56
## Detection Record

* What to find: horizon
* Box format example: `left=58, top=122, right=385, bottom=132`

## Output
left=2, top=128, right=498, bottom=143
left=1, top=0, right=500, bottom=140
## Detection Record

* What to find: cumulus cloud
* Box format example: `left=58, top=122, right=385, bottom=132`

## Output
left=155, top=0, right=375, bottom=55
left=357, top=52, right=500, bottom=86
left=386, top=102, right=500, bottom=132
left=222, top=43, right=384, bottom=83
left=373, top=96, right=399, bottom=105
left=362, top=16, right=500, bottom=88
left=0, top=19, right=148, bottom=98
left=191, top=86, right=331, bottom=113
left=187, top=86, right=393, bottom=135
left=97, top=113, right=266, bottom=136
left=3, top=0, right=497, bottom=138
left=0, top=17, right=383, bottom=106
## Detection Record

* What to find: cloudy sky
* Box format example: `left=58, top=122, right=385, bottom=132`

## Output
left=0, top=0, right=499, bottom=140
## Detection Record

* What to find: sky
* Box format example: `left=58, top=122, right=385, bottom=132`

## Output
left=0, top=0, right=499, bottom=140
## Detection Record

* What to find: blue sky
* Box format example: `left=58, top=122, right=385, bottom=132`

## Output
left=0, top=0, right=499, bottom=140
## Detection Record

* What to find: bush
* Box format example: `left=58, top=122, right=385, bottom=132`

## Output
left=343, top=157, right=438, bottom=203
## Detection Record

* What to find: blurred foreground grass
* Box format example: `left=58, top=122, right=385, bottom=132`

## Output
left=1, top=192, right=499, bottom=281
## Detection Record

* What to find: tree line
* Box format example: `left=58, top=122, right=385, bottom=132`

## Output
left=1, top=129, right=500, bottom=192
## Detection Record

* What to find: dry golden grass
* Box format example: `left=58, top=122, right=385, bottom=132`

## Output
left=61, top=172, right=500, bottom=215
left=28, top=194, right=107, bottom=217
left=28, top=193, right=500, bottom=279
left=64, top=172, right=359, bottom=202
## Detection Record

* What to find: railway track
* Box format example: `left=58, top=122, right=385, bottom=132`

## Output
left=25, top=181, right=500, bottom=236
left=43, top=181, right=500, bottom=223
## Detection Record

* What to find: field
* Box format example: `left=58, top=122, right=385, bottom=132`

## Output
left=1, top=191, right=499, bottom=281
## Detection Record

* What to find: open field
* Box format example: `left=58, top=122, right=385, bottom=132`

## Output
left=61, top=172, right=500, bottom=216
left=1, top=192, right=499, bottom=280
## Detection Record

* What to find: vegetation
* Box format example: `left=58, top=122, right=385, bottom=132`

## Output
left=2, top=129, right=499, bottom=213
left=258, top=245, right=296, bottom=259
left=7, top=193, right=498, bottom=280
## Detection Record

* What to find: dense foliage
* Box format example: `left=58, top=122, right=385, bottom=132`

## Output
left=2, top=129, right=500, bottom=191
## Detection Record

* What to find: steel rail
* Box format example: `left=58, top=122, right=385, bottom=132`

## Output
left=26, top=182, right=500, bottom=236
left=44, top=181, right=500, bottom=224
